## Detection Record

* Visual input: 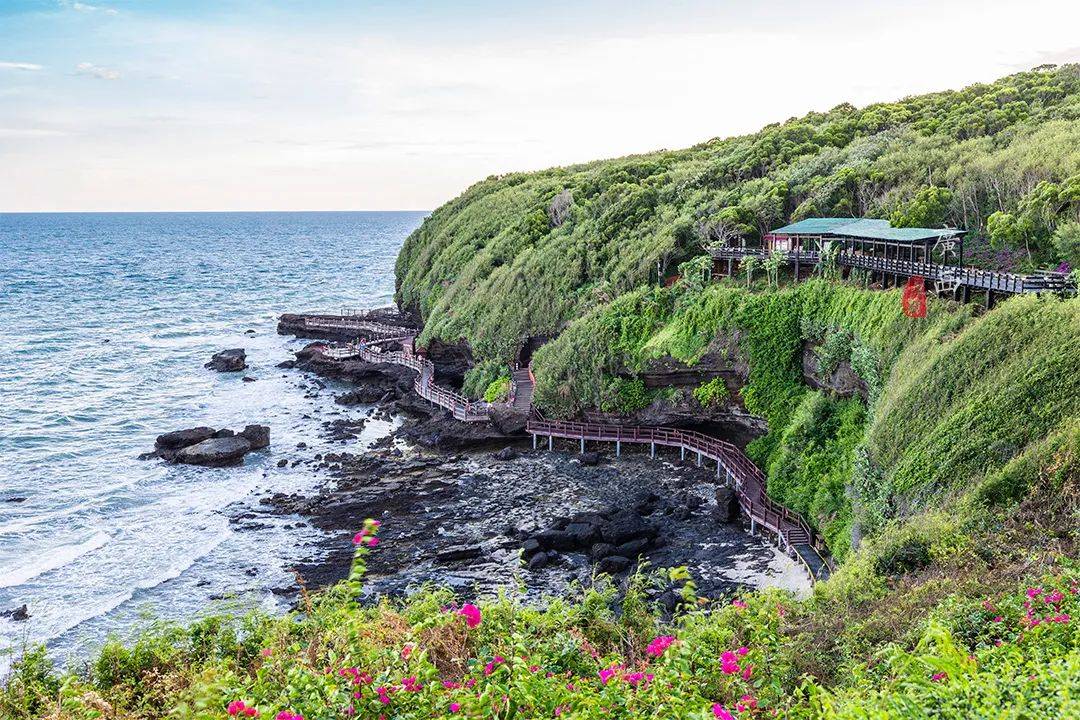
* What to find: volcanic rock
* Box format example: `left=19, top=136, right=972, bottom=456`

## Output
left=205, top=348, right=247, bottom=372
left=597, top=555, right=632, bottom=574
left=1, top=604, right=29, bottom=621
left=240, top=424, right=271, bottom=449
left=175, top=436, right=252, bottom=466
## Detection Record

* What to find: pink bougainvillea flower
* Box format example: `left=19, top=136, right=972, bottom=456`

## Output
left=712, top=704, right=735, bottom=720
left=227, top=701, right=246, bottom=716
left=363, top=536, right=380, bottom=547
left=736, top=646, right=749, bottom=656
left=992, top=616, right=1004, bottom=623
left=731, top=599, right=747, bottom=609
left=931, top=672, right=947, bottom=682
left=741, top=663, right=753, bottom=681
left=1044, top=590, right=1065, bottom=605
left=529, top=665, right=540, bottom=673
left=458, top=603, right=482, bottom=628
left=401, top=643, right=415, bottom=660
left=260, top=648, right=273, bottom=657
left=738, top=694, right=758, bottom=711
left=720, top=650, right=740, bottom=675
left=599, top=666, right=618, bottom=685
left=244, top=708, right=258, bottom=717
left=1027, top=587, right=1043, bottom=599
left=449, top=703, right=461, bottom=713
left=646, top=635, right=676, bottom=657
left=443, top=680, right=461, bottom=690
left=352, top=532, right=365, bottom=545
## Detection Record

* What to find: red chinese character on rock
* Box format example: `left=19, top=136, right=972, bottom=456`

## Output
left=902, top=276, right=927, bottom=318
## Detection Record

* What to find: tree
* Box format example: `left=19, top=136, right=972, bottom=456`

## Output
left=890, top=185, right=954, bottom=228
left=1052, top=220, right=1080, bottom=268
left=764, top=250, right=786, bottom=288
left=742, top=256, right=761, bottom=288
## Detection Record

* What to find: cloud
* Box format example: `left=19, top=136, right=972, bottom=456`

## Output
left=0, top=61, right=44, bottom=71
left=63, top=1, right=118, bottom=14
left=75, top=62, right=120, bottom=80
left=0, top=127, right=68, bottom=138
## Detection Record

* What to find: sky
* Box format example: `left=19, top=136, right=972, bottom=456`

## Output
left=1, top=0, right=1079, bottom=212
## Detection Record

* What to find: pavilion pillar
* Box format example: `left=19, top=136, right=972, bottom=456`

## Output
left=961, top=285, right=970, bottom=304
left=727, top=258, right=734, bottom=276
left=986, top=290, right=996, bottom=310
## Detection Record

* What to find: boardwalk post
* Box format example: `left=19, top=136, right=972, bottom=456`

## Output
left=696, top=451, right=702, bottom=467
left=680, top=446, right=685, bottom=461
left=548, top=435, right=552, bottom=451
left=650, top=442, right=655, bottom=459
left=750, top=517, right=756, bottom=536
left=716, top=461, right=721, bottom=478
left=532, top=434, right=537, bottom=450
left=616, top=440, right=621, bottom=457
left=580, top=436, right=585, bottom=454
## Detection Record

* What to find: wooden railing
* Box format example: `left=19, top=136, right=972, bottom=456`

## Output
left=709, top=247, right=1074, bottom=296
left=525, top=417, right=832, bottom=580
left=304, top=316, right=410, bottom=338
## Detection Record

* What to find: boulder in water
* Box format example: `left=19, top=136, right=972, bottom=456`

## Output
left=205, top=348, right=247, bottom=372
left=239, top=424, right=271, bottom=450
left=175, top=436, right=252, bottom=466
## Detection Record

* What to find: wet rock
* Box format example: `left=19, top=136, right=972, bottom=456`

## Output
left=579, top=451, right=601, bottom=466
left=527, top=552, right=549, bottom=571
left=714, top=487, right=739, bottom=522
left=156, top=427, right=216, bottom=451
left=240, top=424, right=271, bottom=450
left=536, top=528, right=576, bottom=551
left=205, top=348, right=247, bottom=372
left=600, top=510, right=654, bottom=545
left=213, top=428, right=236, bottom=438
left=522, top=538, right=542, bottom=557
left=277, top=458, right=289, bottom=468
left=494, top=446, right=518, bottom=461
left=4, top=497, right=27, bottom=503
left=277, top=360, right=296, bottom=369
left=597, top=555, right=631, bottom=574
left=614, top=538, right=650, bottom=558
left=175, top=436, right=252, bottom=467
left=1, top=604, right=29, bottom=621
left=242, top=376, right=257, bottom=383
left=590, top=542, right=615, bottom=560
left=436, top=545, right=483, bottom=562
left=565, top=521, right=600, bottom=546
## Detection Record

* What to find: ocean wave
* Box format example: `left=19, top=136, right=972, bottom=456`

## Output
left=0, top=531, right=111, bottom=588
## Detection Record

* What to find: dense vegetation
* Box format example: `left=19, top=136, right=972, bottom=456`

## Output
left=396, top=65, right=1080, bottom=366
left=4, top=509, right=1077, bottom=719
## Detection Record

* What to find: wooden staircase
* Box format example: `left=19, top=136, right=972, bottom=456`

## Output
left=510, top=369, right=534, bottom=410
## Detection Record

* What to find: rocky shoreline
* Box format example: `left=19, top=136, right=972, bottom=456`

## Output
left=227, top=320, right=810, bottom=604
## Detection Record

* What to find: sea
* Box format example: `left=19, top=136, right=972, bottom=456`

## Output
left=0, top=211, right=426, bottom=672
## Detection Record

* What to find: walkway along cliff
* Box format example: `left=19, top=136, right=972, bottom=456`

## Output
left=290, top=312, right=834, bottom=583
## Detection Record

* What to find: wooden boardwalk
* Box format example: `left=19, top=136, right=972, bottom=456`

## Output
left=307, top=315, right=832, bottom=583
left=710, top=247, right=1074, bottom=302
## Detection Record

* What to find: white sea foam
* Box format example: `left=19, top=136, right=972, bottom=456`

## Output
left=0, top=531, right=111, bottom=588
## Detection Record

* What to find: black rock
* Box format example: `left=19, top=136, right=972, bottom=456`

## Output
left=522, top=538, right=542, bottom=557
left=590, top=542, right=615, bottom=560
left=242, top=376, right=257, bottom=383
left=494, top=447, right=518, bottom=461
left=565, top=521, right=599, bottom=546
left=579, top=451, right=601, bottom=466
left=436, top=545, right=482, bottom=562
left=597, top=555, right=631, bottom=574
left=614, top=538, right=650, bottom=558
left=673, top=505, right=691, bottom=521
left=535, top=529, right=576, bottom=551
left=527, top=552, right=549, bottom=571
left=277, top=458, right=289, bottom=468
left=155, top=427, right=216, bottom=450
left=714, top=487, right=739, bottom=522
left=600, top=510, right=654, bottom=545
left=277, top=360, right=296, bottom=369
left=205, top=348, right=247, bottom=372
left=4, top=497, right=27, bottom=503
left=1, top=604, right=29, bottom=621
left=239, top=424, right=270, bottom=450
left=212, top=428, right=236, bottom=438
left=175, top=436, right=252, bottom=467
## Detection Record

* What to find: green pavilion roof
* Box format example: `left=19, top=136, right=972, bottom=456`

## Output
left=770, top=218, right=964, bottom=242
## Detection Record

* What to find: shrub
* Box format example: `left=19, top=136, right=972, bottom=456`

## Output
left=483, top=376, right=510, bottom=403
left=692, top=377, right=729, bottom=408
left=600, top=376, right=651, bottom=414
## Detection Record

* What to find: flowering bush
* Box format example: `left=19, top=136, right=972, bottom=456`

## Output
left=1, top=522, right=1076, bottom=720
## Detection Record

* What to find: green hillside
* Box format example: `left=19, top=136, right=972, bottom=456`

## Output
left=396, top=65, right=1080, bottom=365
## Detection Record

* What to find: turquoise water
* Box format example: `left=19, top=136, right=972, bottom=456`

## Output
left=0, top=211, right=424, bottom=666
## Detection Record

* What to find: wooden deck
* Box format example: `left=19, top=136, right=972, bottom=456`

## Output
left=710, top=247, right=1074, bottom=298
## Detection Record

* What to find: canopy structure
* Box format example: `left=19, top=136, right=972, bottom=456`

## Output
left=764, top=217, right=965, bottom=265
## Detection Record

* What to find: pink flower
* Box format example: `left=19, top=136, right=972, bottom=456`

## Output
left=245, top=709, right=258, bottom=717
left=732, top=599, right=747, bottom=609
left=712, top=704, right=735, bottom=720
left=401, top=644, right=414, bottom=660
left=1027, top=587, right=1043, bottom=599
left=1045, top=590, right=1065, bottom=605
left=599, top=666, right=618, bottom=685
left=738, top=695, right=758, bottom=711
left=736, top=646, right=749, bottom=656
left=449, top=703, right=461, bottom=713
left=931, top=672, right=947, bottom=682
left=646, top=635, right=676, bottom=657
left=352, top=532, right=365, bottom=545
left=741, top=663, right=753, bottom=681
left=720, top=650, right=740, bottom=675
left=363, top=536, right=380, bottom=547
left=528, top=665, right=540, bottom=673
left=992, top=616, right=1003, bottom=623
left=376, top=687, right=391, bottom=705
left=443, top=681, right=461, bottom=689
left=260, top=648, right=273, bottom=657
left=458, top=603, right=482, bottom=628
left=228, top=701, right=247, bottom=716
